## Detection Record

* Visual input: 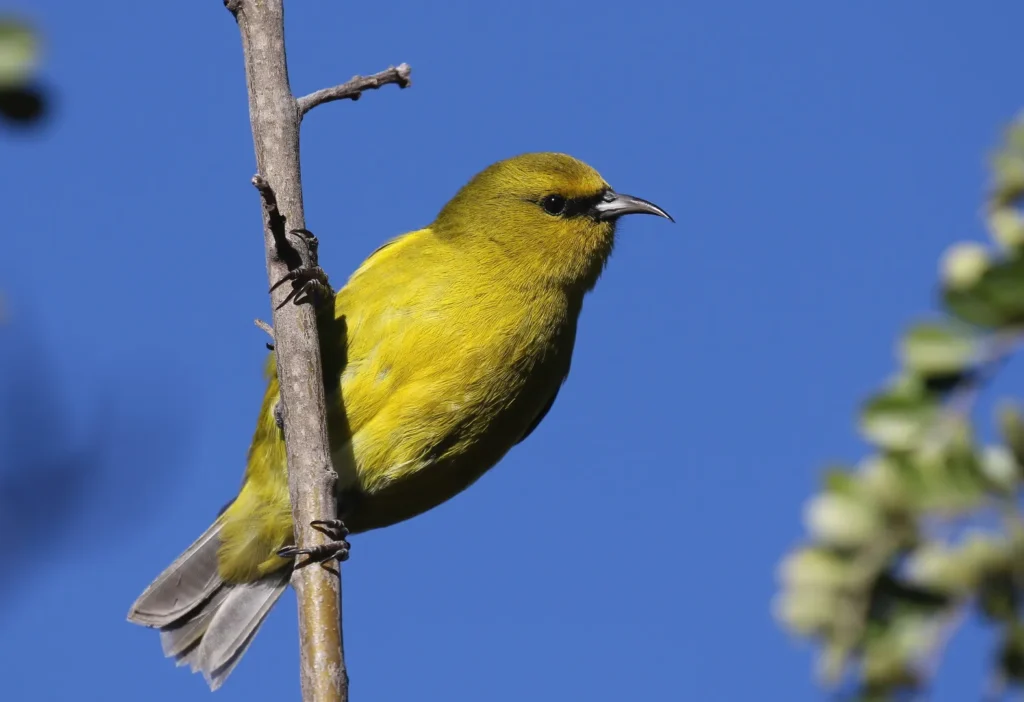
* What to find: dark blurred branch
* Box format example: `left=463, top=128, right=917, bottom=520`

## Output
left=0, top=17, right=49, bottom=126
left=0, top=322, right=185, bottom=609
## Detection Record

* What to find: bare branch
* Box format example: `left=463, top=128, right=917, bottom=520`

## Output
left=254, top=318, right=274, bottom=338
left=297, top=63, right=412, bottom=117
left=255, top=318, right=275, bottom=349
left=227, top=1, right=347, bottom=700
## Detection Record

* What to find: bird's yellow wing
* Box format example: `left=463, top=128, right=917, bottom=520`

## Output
left=327, top=227, right=576, bottom=528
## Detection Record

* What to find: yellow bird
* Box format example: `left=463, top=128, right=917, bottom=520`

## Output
left=127, top=153, right=671, bottom=688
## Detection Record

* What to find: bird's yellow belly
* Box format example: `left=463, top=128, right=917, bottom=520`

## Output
left=341, top=335, right=571, bottom=534
left=343, top=441, right=506, bottom=533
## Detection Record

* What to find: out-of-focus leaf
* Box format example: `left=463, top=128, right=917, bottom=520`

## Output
left=939, top=243, right=1012, bottom=328
left=861, top=616, right=931, bottom=692
left=992, top=122, right=1024, bottom=208
left=778, top=547, right=849, bottom=591
left=908, top=543, right=974, bottom=595
left=981, top=259, right=1024, bottom=321
left=980, top=445, right=1019, bottom=492
left=901, top=424, right=992, bottom=511
left=945, top=430, right=989, bottom=494
left=989, top=209, right=1024, bottom=251
left=956, top=532, right=1011, bottom=580
left=804, top=493, right=881, bottom=548
left=944, top=286, right=1009, bottom=328
left=942, top=258, right=1024, bottom=329
left=908, top=533, right=1013, bottom=602
left=992, top=153, right=1024, bottom=207
left=860, top=392, right=936, bottom=451
left=900, top=321, right=978, bottom=376
left=0, top=20, right=37, bottom=86
left=773, top=589, right=837, bottom=636
left=823, top=466, right=860, bottom=497
left=859, top=455, right=911, bottom=511
left=941, top=242, right=991, bottom=290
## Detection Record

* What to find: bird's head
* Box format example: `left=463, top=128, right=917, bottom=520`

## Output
left=433, top=152, right=672, bottom=292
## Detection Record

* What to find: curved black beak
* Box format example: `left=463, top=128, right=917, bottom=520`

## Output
left=591, top=189, right=674, bottom=223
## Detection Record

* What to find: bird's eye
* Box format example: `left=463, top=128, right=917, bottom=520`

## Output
left=541, top=194, right=567, bottom=216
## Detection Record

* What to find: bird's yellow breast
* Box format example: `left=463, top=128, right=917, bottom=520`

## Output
left=331, top=227, right=579, bottom=529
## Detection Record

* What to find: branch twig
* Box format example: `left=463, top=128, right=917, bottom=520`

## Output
left=297, top=63, right=412, bottom=116
left=255, top=318, right=275, bottom=349
left=226, top=1, right=346, bottom=700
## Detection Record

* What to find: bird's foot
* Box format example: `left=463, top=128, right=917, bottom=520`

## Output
left=270, top=229, right=333, bottom=309
left=277, top=518, right=350, bottom=567
left=290, top=227, right=320, bottom=262
left=270, top=265, right=332, bottom=309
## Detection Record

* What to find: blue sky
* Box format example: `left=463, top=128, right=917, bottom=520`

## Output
left=3, top=1, right=1023, bottom=700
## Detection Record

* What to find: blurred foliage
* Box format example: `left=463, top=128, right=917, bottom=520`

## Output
left=0, top=312, right=187, bottom=612
left=0, top=17, right=47, bottom=125
left=775, top=115, right=1024, bottom=699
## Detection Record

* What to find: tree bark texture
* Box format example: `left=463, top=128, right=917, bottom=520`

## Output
left=226, top=1, right=347, bottom=700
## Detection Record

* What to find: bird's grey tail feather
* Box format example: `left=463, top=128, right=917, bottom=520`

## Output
left=127, top=517, right=290, bottom=690
left=160, top=585, right=231, bottom=660
left=197, top=572, right=289, bottom=690
left=128, top=519, right=226, bottom=627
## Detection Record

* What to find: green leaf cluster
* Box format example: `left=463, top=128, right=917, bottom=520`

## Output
left=776, top=117, right=1024, bottom=700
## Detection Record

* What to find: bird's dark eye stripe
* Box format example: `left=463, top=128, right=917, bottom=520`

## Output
left=534, top=191, right=608, bottom=218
